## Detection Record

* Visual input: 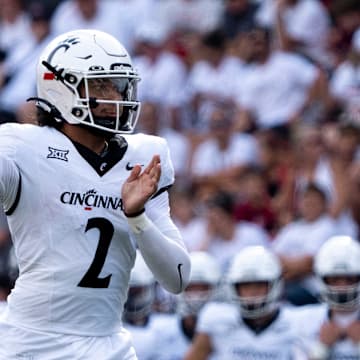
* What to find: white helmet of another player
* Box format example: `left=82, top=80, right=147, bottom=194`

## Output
left=35, top=29, right=141, bottom=133
left=226, top=246, right=283, bottom=318
left=314, top=236, right=360, bottom=310
left=177, top=251, right=221, bottom=317
left=123, top=252, right=155, bottom=323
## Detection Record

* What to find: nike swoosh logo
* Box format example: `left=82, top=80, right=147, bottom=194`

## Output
left=126, top=162, right=144, bottom=171
left=177, top=263, right=183, bottom=292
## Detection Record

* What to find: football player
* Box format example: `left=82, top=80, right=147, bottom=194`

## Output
left=185, top=246, right=308, bottom=360
left=0, top=29, right=190, bottom=359
left=295, top=236, right=360, bottom=359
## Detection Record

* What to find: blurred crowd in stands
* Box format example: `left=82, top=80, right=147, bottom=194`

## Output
left=0, top=0, right=360, bottom=356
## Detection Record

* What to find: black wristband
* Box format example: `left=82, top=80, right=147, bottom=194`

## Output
left=124, top=208, right=145, bottom=218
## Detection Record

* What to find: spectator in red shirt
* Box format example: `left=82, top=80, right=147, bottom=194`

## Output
left=233, top=166, right=277, bottom=237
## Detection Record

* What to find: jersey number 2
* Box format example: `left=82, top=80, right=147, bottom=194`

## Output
left=78, top=217, right=114, bottom=288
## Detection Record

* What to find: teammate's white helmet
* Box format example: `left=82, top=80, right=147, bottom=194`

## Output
left=177, top=251, right=221, bottom=316
left=226, top=246, right=283, bottom=318
left=314, top=236, right=360, bottom=310
left=129, top=252, right=155, bottom=287
left=124, top=252, right=155, bottom=323
left=35, top=29, right=141, bottom=133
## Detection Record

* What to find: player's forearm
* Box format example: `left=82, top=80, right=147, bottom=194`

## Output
left=127, top=213, right=191, bottom=294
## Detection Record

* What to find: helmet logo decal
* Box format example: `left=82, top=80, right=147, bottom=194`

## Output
left=43, top=72, right=55, bottom=80
left=47, top=37, right=81, bottom=64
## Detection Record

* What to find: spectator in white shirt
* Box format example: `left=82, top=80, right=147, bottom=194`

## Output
left=185, top=28, right=243, bottom=132
left=292, top=124, right=335, bottom=203
left=292, top=121, right=360, bottom=227
left=50, top=0, right=139, bottom=54
left=257, top=0, right=333, bottom=68
left=169, top=186, right=208, bottom=252
left=0, top=1, right=54, bottom=124
left=272, top=183, right=338, bottom=305
left=136, top=101, right=191, bottom=182
left=190, top=103, right=259, bottom=195
left=0, top=0, right=32, bottom=65
left=133, top=22, right=188, bottom=130
left=330, top=27, right=360, bottom=119
left=158, top=0, right=223, bottom=36
left=233, top=26, right=325, bottom=131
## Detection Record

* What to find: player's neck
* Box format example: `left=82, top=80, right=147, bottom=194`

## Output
left=243, top=309, right=279, bottom=333
left=61, top=123, right=108, bottom=155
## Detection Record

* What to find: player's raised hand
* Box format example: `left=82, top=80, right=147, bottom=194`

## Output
left=122, top=155, right=161, bottom=216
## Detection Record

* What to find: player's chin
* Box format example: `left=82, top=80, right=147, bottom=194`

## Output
left=81, top=118, right=117, bottom=138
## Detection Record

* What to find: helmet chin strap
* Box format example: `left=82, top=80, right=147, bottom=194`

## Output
left=27, top=97, right=65, bottom=122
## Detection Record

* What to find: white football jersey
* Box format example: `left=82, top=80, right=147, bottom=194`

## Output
left=124, top=312, right=191, bottom=360
left=124, top=315, right=161, bottom=360
left=197, top=302, right=308, bottom=360
left=291, top=303, right=360, bottom=359
left=149, top=313, right=192, bottom=360
left=0, top=123, right=174, bottom=336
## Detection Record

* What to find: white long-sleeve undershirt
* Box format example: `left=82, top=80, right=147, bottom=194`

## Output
left=127, top=191, right=191, bottom=294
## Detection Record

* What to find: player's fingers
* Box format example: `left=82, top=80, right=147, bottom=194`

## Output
left=153, top=162, right=161, bottom=182
left=144, top=155, right=160, bottom=174
left=148, top=158, right=161, bottom=180
left=126, top=165, right=142, bottom=182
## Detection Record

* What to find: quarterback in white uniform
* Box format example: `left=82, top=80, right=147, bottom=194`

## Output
left=185, top=246, right=307, bottom=360
left=293, top=236, right=360, bottom=359
left=0, top=29, right=190, bottom=359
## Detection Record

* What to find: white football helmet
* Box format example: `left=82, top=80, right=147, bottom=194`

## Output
left=226, top=246, right=283, bottom=319
left=123, top=251, right=155, bottom=323
left=177, top=251, right=221, bottom=317
left=35, top=29, right=140, bottom=133
left=314, top=236, right=360, bottom=310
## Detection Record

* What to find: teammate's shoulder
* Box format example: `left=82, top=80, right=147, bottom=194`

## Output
left=283, top=303, right=327, bottom=324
